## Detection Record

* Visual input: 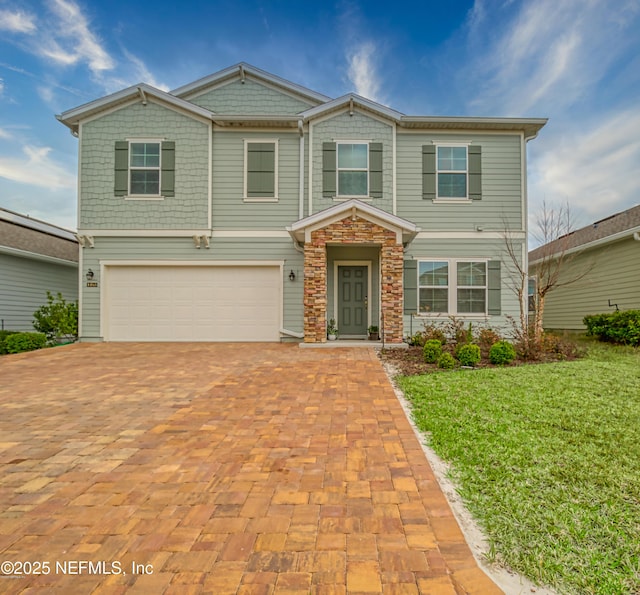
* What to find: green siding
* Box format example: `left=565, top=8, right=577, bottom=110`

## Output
left=189, top=79, right=313, bottom=115
left=212, top=131, right=301, bottom=229
left=0, top=253, right=77, bottom=332
left=397, top=133, right=523, bottom=231
left=533, top=237, right=640, bottom=330
left=80, top=101, right=209, bottom=229
left=79, top=237, right=303, bottom=340
left=312, top=111, right=393, bottom=214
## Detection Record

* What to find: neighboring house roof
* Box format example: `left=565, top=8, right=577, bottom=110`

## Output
left=0, top=207, right=78, bottom=263
left=529, top=203, right=640, bottom=263
left=56, top=62, right=547, bottom=137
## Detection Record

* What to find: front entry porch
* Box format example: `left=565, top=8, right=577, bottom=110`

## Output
left=287, top=200, right=419, bottom=344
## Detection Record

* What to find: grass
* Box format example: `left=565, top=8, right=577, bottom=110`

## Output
left=397, top=343, right=640, bottom=595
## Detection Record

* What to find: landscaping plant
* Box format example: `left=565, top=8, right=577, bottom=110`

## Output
left=488, top=340, right=517, bottom=365
left=422, top=339, right=443, bottom=363
left=437, top=352, right=456, bottom=369
left=4, top=332, right=47, bottom=354
left=456, top=343, right=481, bottom=367
left=33, top=291, right=78, bottom=343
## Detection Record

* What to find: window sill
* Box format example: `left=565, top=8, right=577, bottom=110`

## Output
left=123, top=195, right=165, bottom=201
left=415, top=312, right=490, bottom=319
left=243, top=197, right=279, bottom=203
left=332, top=196, right=373, bottom=202
left=431, top=198, right=473, bottom=204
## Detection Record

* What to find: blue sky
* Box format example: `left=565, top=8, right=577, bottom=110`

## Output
left=1, top=0, right=639, bottom=241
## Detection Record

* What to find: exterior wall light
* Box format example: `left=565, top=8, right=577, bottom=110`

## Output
left=86, top=269, right=94, bottom=281
left=289, top=270, right=296, bottom=282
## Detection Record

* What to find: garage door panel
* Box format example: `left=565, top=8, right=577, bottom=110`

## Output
left=105, top=266, right=281, bottom=342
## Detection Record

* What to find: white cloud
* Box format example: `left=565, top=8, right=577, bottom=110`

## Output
left=0, top=145, right=75, bottom=190
left=0, top=8, right=36, bottom=33
left=465, top=0, right=639, bottom=116
left=99, top=49, right=168, bottom=92
left=347, top=41, right=381, bottom=102
left=41, top=0, right=115, bottom=73
left=0, top=128, right=12, bottom=140
left=530, top=108, right=640, bottom=224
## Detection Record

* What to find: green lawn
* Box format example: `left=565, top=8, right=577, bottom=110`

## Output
left=397, top=344, right=640, bottom=595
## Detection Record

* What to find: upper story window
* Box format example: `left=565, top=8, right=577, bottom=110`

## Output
left=244, top=140, right=278, bottom=201
left=322, top=141, right=383, bottom=200
left=130, top=142, right=160, bottom=195
left=422, top=144, right=481, bottom=201
left=337, top=143, right=368, bottom=197
left=114, top=139, right=175, bottom=199
left=437, top=146, right=467, bottom=199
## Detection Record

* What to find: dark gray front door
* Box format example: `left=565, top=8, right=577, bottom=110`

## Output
left=338, top=266, right=368, bottom=337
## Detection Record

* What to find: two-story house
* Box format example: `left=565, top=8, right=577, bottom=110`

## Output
left=57, top=63, right=546, bottom=344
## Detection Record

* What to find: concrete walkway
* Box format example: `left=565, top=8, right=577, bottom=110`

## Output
left=0, top=343, right=501, bottom=594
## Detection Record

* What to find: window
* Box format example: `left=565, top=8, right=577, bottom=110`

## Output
left=457, top=262, right=487, bottom=313
left=130, top=142, right=160, bottom=195
left=114, top=140, right=174, bottom=198
left=417, top=260, right=487, bottom=314
left=337, top=143, right=368, bottom=196
left=418, top=261, right=449, bottom=313
left=437, top=146, right=467, bottom=199
left=422, top=144, right=481, bottom=201
left=528, top=277, right=537, bottom=312
left=322, top=142, right=382, bottom=199
left=245, top=140, right=278, bottom=200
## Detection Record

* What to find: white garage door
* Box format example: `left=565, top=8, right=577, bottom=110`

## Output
left=104, top=265, right=281, bottom=341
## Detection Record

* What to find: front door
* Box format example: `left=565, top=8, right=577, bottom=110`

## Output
left=338, top=266, right=368, bottom=337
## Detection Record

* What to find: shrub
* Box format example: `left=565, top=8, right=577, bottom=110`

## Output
left=4, top=332, right=47, bottom=354
left=408, top=323, right=447, bottom=347
left=443, top=316, right=467, bottom=348
left=0, top=330, right=18, bottom=355
left=541, top=333, right=585, bottom=360
left=33, top=292, right=78, bottom=343
left=478, top=327, right=502, bottom=357
left=423, top=339, right=443, bottom=363
left=437, top=352, right=456, bottom=369
left=457, top=343, right=481, bottom=367
left=584, top=310, right=640, bottom=346
left=489, top=340, right=517, bottom=365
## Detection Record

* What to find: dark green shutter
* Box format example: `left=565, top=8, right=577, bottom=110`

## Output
left=468, top=145, right=482, bottom=200
left=161, top=141, right=175, bottom=197
left=403, top=259, right=418, bottom=314
left=322, top=142, right=336, bottom=198
left=369, top=142, right=382, bottom=198
left=422, top=145, right=436, bottom=200
left=114, top=141, right=129, bottom=196
left=487, top=260, right=501, bottom=315
left=247, top=142, right=275, bottom=197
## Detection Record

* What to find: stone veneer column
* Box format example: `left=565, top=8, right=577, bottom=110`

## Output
left=303, top=240, right=327, bottom=342
left=302, top=216, right=405, bottom=344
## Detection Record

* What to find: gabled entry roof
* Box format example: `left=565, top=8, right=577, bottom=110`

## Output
left=287, top=199, right=420, bottom=245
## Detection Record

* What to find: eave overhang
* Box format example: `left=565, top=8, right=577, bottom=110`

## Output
left=56, top=83, right=214, bottom=134
left=286, top=199, right=420, bottom=245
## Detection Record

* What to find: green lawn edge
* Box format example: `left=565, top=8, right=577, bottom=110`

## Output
left=397, top=345, right=640, bottom=595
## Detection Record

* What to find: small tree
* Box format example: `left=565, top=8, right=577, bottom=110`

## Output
left=33, top=292, right=78, bottom=343
left=503, top=201, right=592, bottom=353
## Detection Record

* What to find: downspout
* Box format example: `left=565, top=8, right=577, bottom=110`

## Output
left=298, top=119, right=305, bottom=220
left=523, top=130, right=541, bottom=322
left=633, top=232, right=640, bottom=241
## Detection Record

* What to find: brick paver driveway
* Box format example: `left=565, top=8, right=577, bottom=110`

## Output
left=0, top=343, right=500, bottom=594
